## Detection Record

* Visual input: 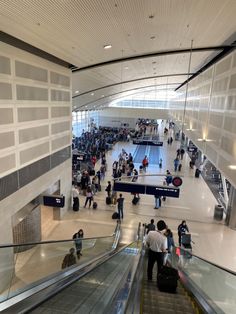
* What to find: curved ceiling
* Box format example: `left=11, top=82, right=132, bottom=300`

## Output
left=1, top=0, right=236, bottom=110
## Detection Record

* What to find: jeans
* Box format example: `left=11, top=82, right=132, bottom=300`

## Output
left=118, top=207, right=123, bottom=219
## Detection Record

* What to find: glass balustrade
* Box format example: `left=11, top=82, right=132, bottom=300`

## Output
left=0, top=225, right=119, bottom=303
left=169, top=247, right=236, bottom=314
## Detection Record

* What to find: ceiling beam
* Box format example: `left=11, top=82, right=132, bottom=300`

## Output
left=74, top=83, right=180, bottom=110
left=72, top=73, right=192, bottom=98
left=0, top=31, right=75, bottom=69
left=175, top=43, right=236, bottom=91
left=72, top=46, right=228, bottom=73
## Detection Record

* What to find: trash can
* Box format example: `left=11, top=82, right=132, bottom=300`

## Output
left=214, top=204, right=224, bottom=221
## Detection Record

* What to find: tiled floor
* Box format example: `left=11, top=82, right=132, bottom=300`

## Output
left=12, top=123, right=236, bottom=294
left=43, top=124, right=236, bottom=273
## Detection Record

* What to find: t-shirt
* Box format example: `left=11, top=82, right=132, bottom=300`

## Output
left=146, top=223, right=155, bottom=233
left=146, top=231, right=167, bottom=252
left=117, top=197, right=124, bottom=209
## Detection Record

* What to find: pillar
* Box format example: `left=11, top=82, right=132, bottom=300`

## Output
left=226, top=186, right=236, bottom=230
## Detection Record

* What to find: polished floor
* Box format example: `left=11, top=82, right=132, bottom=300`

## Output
left=45, top=124, right=236, bottom=273
left=12, top=123, right=236, bottom=294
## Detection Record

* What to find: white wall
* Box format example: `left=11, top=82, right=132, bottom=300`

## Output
left=170, top=50, right=236, bottom=188
left=0, top=42, right=72, bottom=293
left=99, top=107, right=169, bottom=128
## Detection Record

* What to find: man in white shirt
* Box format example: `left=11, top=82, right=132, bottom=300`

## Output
left=72, top=185, right=80, bottom=211
left=146, top=220, right=167, bottom=280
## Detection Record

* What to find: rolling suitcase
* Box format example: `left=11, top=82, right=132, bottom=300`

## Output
left=132, top=196, right=139, bottom=205
left=157, top=266, right=179, bottom=293
left=195, top=168, right=200, bottom=178
left=112, top=212, right=120, bottom=219
left=92, top=202, right=97, bottom=209
left=106, top=196, right=112, bottom=205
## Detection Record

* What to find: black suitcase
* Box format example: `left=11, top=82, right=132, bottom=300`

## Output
left=157, top=266, right=179, bottom=293
left=106, top=196, right=112, bottom=205
left=73, top=199, right=79, bottom=211
left=195, top=168, right=200, bottom=178
left=132, top=196, right=139, bottom=205
left=93, top=202, right=97, bottom=209
left=112, top=212, right=120, bottom=219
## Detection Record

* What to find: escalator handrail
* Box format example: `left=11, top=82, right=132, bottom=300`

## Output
left=0, top=241, right=135, bottom=313
left=175, top=245, right=236, bottom=276
left=0, top=224, right=119, bottom=248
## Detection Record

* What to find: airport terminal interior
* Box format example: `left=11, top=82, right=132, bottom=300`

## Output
left=0, top=1, right=236, bottom=313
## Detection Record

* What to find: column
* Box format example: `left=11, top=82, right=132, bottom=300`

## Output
left=226, top=186, right=236, bottom=230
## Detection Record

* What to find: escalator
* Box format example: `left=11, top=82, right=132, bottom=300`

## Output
left=1, top=224, right=236, bottom=313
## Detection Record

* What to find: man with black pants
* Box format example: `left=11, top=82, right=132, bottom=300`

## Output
left=117, top=193, right=124, bottom=219
left=146, top=220, right=167, bottom=280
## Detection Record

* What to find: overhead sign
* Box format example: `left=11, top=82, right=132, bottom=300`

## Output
left=114, top=181, right=180, bottom=198
left=133, top=140, right=163, bottom=146
left=113, top=182, right=146, bottom=194
left=146, top=185, right=180, bottom=198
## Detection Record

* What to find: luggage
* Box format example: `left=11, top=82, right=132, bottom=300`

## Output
left=112, top=212, right=120, bottom=219
left=157, top=266, right=179, bottom=293
left=89, top=169, right=95, bottom=176
left=195, top=168, right=200, bottom=178
left=73, top=198, right=79, bottom=211
left=98, top=184, right=101, bottom=192
left=132, top=196, right=139, bottom=205
left=181, top=234, right=192, bottom=249
left=106, top=196, right=112, bottom=205
left=92, top=202, right=97, bottom=209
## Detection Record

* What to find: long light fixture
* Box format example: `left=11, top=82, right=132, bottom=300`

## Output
left=229, top=165, right=236, bottom=170
left=104, top=44, right=112, bottom=49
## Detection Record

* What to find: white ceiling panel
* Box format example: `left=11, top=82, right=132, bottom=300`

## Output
left=0, top=0, right=235, bottom=110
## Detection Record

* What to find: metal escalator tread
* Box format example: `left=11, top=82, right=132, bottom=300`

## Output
left=141, top=258, right=196, bottom=314
left=30, top=252, right=133, bottom=313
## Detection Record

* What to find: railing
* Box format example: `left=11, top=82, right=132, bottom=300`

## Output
left=0, top=222, right=120, bottom=304
left=168, top=246, right=236, bottom=314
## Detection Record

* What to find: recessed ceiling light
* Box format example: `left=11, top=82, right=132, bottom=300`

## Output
left=229, top=165, right=236, bottom=170
left=103, top=44, right=112, bottom=49
left=101, top=95, right=105, bottom=97
left=124, top=66, right=129, bottom=70
left=75, top=90, right=79, bottom=94
left=91, top=93, right=94, bottom=96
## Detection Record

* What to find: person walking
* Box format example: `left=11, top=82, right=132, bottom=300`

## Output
left=72, top=185, right=79, bottom=211
left=146, top=219, right=155, bottom=234
left=154, top=195, right=161, bottom=209
left=180, top=148, right=185, bottom=160
left=165, top=170, right=172, bottom=186
left=146, top=220, right=167, bottom=280
left=61, top=248, right=77, bottom=269
left=84, top=186, right=93, bottom=208
left=105, top=181, right=112, bottom=198
left=165, top=229, right=175, bottom=253
left=117, top=193, right=124, bottom=219
left=178, top=220, right=189, bottom=246
left=72, top=229, right=84, bottom=259
left=174, top=157, right=180, bottom=172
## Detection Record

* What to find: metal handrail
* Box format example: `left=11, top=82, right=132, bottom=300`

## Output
left=175, top=245, right=236, bottom=276
left=0, top=222, right=119, bottom=248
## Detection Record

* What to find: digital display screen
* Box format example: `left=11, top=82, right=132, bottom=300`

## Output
left=43, top=195, right=65, bottom=207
